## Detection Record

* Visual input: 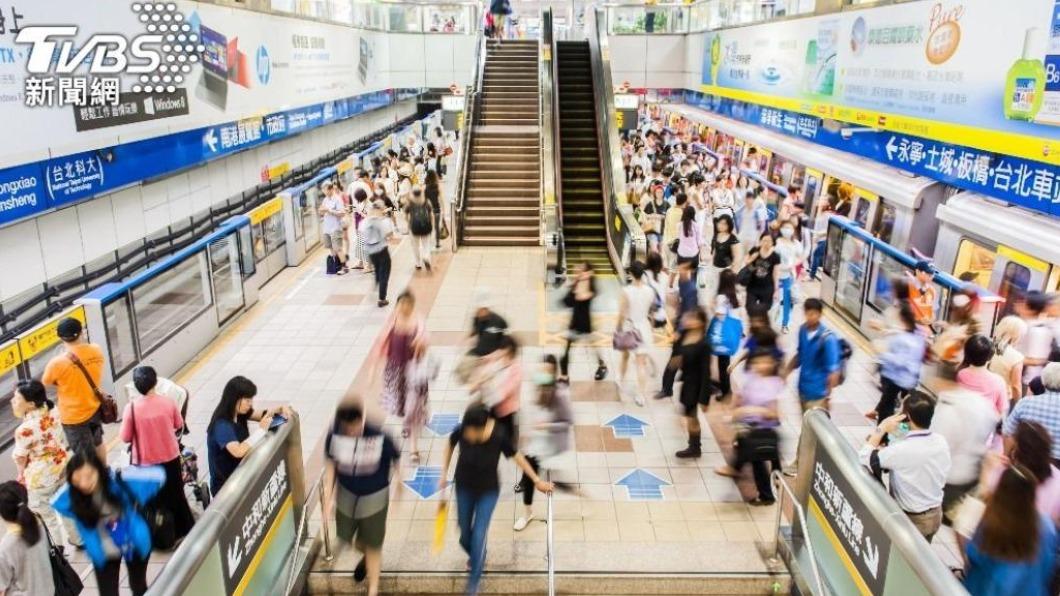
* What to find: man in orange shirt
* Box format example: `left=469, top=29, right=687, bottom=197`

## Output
left=908, top=262, right=938, bottom=329
left=41, top=318, right=109, bottom=462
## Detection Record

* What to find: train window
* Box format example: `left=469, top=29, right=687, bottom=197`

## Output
left=854, top=198, right=871, bottom=229
left=868, top=251, right=906, bottom=313
left=876, top=203, right=896, bottom=244
left=998, top=261, right=1032, bottom=318
left=824, top=222, right=844, bottom=279
left=953, top=239, right=996, bottom=287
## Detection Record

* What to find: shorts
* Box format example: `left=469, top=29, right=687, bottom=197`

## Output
left=63, top=408, right=103, bottom=453
left=336, top=489, right=388, bottom=549
left=799, top=397, right=830, bottom=413
left=323, top=231, right=345, bottom=251
left=679, top=380, right=710, bottom=417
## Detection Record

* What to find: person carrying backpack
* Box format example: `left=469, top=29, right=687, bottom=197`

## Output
left=404, top=188, right=434, bottom=272
left=359, top=200, right=396, bottom=307
left=784, top=298, right=844, bottom=413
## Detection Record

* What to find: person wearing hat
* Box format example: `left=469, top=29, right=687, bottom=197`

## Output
left=41, top=317, right=109, bottom=462
left=358, top=200, right=396, bottom=307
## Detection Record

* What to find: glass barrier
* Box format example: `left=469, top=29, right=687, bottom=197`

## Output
left=238, top=226, right=257, bottom=279
left=302, top=188, right=321, bottom=248
left=209, top=236, right=245, bottom=326
left=291, top=193, right=305, bottom=241
left=835, top=230, right=869, bottom=320
left=132, top=257, right=212, bottom=357
left=867, top=250, right=905, bottom=314
left=264, top=212, right=287, bottom=256
left=104, top=295, right=139, bottom=377
left=252, top=223, right=268, bottom=263
left=605, top=0, right=812, bottom=34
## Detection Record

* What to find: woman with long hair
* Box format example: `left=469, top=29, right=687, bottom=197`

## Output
left=963, top=465, right=1058, bottom=595
left=560, top=262, right=607, bottom=382
left=423, top=169, right=446, bottom=249
left=0, top=480, right=54, bottom=594
left=709, top=269, right=743, bottom=398
left=671, top=307, right=713, bottom=459
left=206, top=376, right=291, bottom=495
left=618, top=262, right=657, bottom=406
left=9, top=379, right=78, bottom=549
left=376, top=291, right=430, bottom=459
left=675, top=205, right=703, bottom=284
left=52, top=450, right=165, bottom=596
left=989, top=315, right=1028, bottom=405
left=868, top=305, right=927, bottom=421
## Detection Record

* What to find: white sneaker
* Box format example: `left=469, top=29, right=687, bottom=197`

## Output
left=633, top=394, right=645, bottom=407
left=513, top=515, right=535, bottom=531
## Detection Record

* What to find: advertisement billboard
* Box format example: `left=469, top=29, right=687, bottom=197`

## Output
left=0, top=0, right=391, bottom=169
left=698, top=0, right=1060, bottom=167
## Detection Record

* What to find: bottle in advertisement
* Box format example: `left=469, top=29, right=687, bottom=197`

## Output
left=1033, top=1, right=1060, bottom=125
left=813, top=20, right=839, bottom=97
left=1004, top=28, right=1046, bottom=122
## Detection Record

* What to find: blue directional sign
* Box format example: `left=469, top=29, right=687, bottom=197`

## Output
left=427, top=413, right=461, bottom=437
left=604, top=414, right=649, bottom=438
left=404, top=466, right=444, bottom=500
left=615, top=469, right=670, bottom=501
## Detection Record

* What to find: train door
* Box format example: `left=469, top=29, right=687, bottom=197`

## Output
left=990, top=247, right=1050, bottom=317
left=852, top=188, right=879, bottom=233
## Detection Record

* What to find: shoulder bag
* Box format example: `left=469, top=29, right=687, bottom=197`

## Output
left=125, top=405, right=178, bottom=551
left=68, top=352, right=118, bottom=424
left=36, top=513, right=83, bottom=596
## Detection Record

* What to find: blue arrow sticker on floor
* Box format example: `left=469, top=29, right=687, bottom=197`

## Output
left=603, top=414, right=649, bottom=438
left=615, top=469, right=670, bottom=501
left=404, top=466, right=444, bottom=500
left=426, top=413, right=461, bottom=437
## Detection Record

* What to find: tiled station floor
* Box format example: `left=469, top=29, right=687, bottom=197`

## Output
left=76, top=231, right=962, bottom=593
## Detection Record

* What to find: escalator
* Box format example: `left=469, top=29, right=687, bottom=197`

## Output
left=555, top=41, right=614, bottom=275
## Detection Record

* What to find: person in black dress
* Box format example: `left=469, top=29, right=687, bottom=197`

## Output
left=743, top=232, right=781, bottom=313
left=560, top=262, right=607, bottom=381
left=670, top=307, right=713, bottom=459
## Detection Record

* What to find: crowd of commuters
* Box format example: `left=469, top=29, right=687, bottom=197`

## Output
left=317, top=129, right=451, bottom=307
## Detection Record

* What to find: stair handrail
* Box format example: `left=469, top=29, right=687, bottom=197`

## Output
left=542, top=8, right=566, bottom=280
left=586, top=7, right=645, bottom=280
left=452, top=24, right=486, bottom=250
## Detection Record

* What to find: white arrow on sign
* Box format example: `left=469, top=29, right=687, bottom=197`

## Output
left=203, top=129, right=219, bottom=153
left=884, top=136, right=898, bottom=160
left=862, top=535, right=880, bottom=578
left=226, top=536, right=243, bottom=577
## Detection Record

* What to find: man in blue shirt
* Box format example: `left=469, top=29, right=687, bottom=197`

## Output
left=323, top=401, right=400, bottom=595
left=785, top=298, right=841, bottom=412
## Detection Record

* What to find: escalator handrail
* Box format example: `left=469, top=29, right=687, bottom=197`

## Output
left=453, top=27, right=486, bottom=248
left=587, top=7, right=644, bottom=280
left=544, top=9, right=566, bottom=276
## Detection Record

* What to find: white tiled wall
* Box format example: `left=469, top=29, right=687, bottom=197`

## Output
left=0, top=102, right=416, bottom=301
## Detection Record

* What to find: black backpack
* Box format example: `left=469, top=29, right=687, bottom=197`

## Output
left=409, top=203, right=432, bottom=235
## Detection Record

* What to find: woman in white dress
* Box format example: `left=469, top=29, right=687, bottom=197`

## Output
left=617, top=262, right=658, bottom=406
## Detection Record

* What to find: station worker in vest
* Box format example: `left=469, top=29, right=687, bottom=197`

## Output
left=859, top=392, right=951, bottom=542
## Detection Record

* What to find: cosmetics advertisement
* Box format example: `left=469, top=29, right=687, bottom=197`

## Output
left=698, top=0, right=1059, bottom=167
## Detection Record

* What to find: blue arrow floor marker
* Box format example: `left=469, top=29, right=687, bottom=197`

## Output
left=603, top=414, right=650, bottom=438
left=615, top=469, right=670, bottom=500
left=404, top=466, right=444, bottom=500
left=427, top=413, right=461, bottom=437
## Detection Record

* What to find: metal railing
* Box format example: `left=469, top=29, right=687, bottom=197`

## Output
left=452, top=27, right=487, bottom=250
left=546, top=471, right=556, bottom=596
left=542, top=9, right=565, bottom=281
left=587, top=7, right=646, bottom=277
left=264, top=0, right=482, bottom=34
left=284, top=471, right=335, bottom=596
left=601, top=0, right=811, bottom=35
left=769, top=470, right=826, bottom=595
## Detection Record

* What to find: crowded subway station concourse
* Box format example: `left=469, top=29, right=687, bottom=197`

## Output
left=0, top=0, right=1056, bottom=594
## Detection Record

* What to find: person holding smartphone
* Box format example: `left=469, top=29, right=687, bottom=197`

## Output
left=206, top=376, right=294, bottom=496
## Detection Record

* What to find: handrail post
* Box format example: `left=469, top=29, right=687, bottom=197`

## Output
left=546, top=469, right=555, bottom=596
left=318, top=476, right=334, bottom=562
left=770, top=470, right=826, bottom=595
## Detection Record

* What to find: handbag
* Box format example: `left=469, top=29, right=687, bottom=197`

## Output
left=68, top=352, right=118, bottom=424
left=736, top=264, right=752, bottom=287
left=612, top=320, right=643, bottom=352
left=438, top=220, right=450, bottom=240
left=734, top=426, right=779, bottom=463
left=125, top=405, right=178, bottom=551
left=36, top=514, right=83, bottom=596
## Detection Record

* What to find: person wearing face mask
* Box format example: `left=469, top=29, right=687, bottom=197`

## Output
left=513, top=355, right=575, bottom=531
left=774, top=221, right=804, bottom=333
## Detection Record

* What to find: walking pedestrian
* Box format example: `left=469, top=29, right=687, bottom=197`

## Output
left=405, top=188, right=434, bottom=271
left=867, top=305, right=926, bottom=421
left=559, top=262, right=607, bottom=382
left=774, top=220, right=804, bottom=334
left=439, top=404, right=553, bottom=595
left=741, top=233, right=780, bottom=314
left=376, top=291, right=430, bottom=449
left=322, top=401, right=400, bottom=596
left=617, top=262, right=656, bottom=406
left=52, top=450, right=165, bottom=596
left=672, top=308, right=713, bottom=459
left=785, top=298, right=842, bottom=413
left=360, top=200, right=396, bottom=307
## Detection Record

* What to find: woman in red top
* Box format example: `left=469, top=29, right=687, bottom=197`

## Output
left=119, top=366, right=195, bottom=542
